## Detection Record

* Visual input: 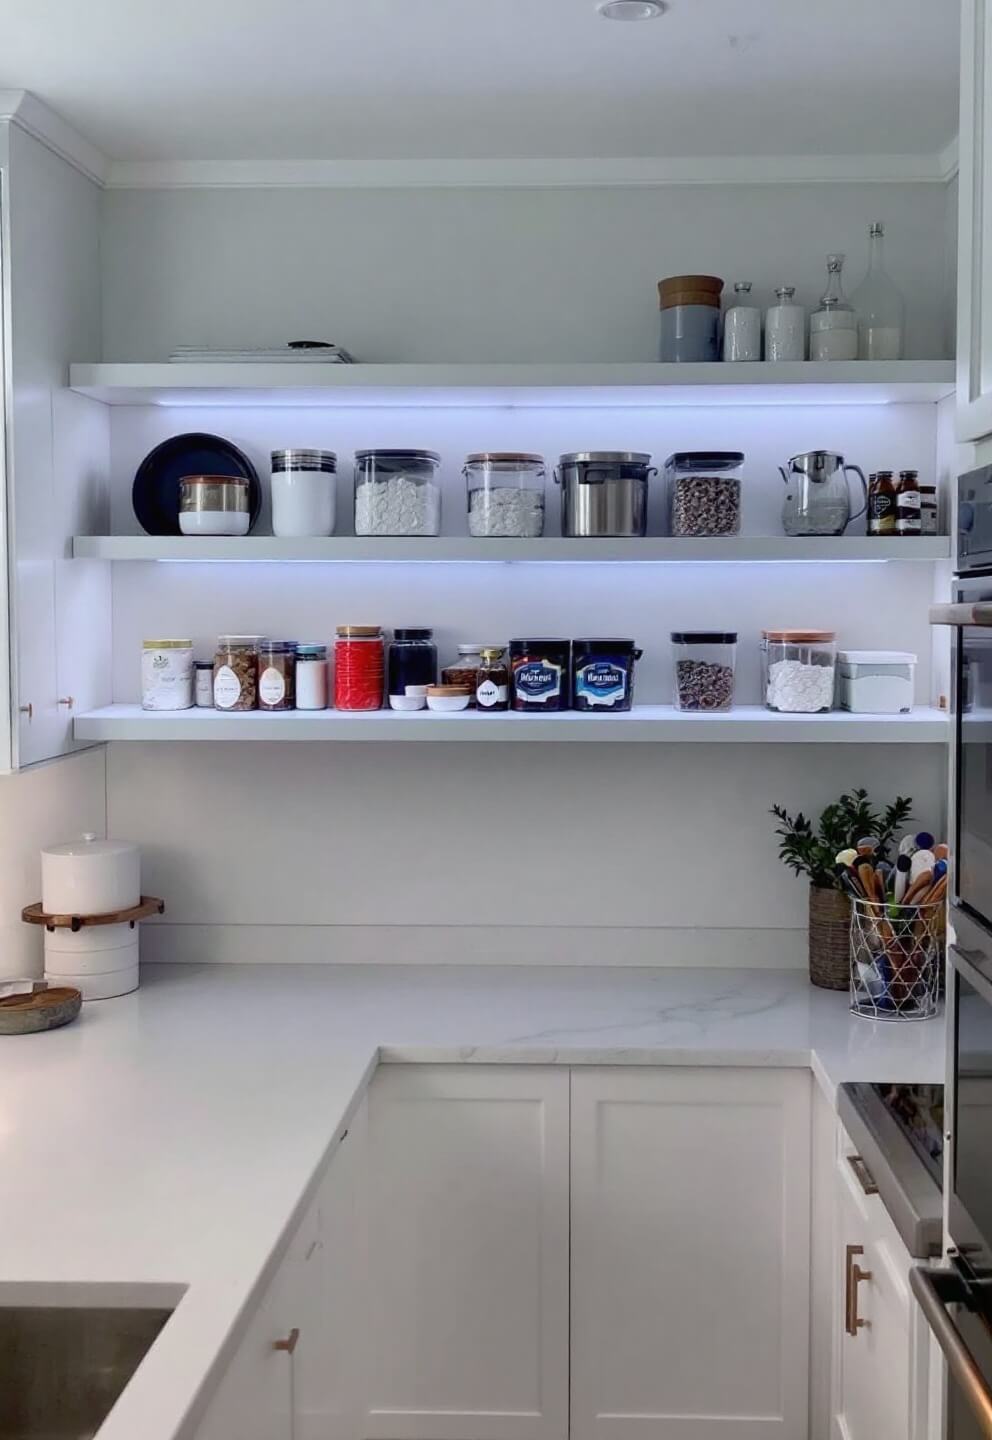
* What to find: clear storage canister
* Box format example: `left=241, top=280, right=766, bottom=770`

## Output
left=388, top=628, right=438, bottom=710
left=762, top=630, right=837, bottom=713
left=258, top=640, right=296, bottom=711
left=334, top=626, right=384, bottom=710
left=353, top=450, right=441, bottom=536
left=295, top=644, right=328, bottom=710
left=464, top=453, right=546, bottom=537
left=666, top=452, right=744, bottom=537
left=213, top=636, right=261, bottom=711
left=671, top=632, right=737, bottom=711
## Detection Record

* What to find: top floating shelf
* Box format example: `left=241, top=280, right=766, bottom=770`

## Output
left=67, top=361, right=957, bottom=409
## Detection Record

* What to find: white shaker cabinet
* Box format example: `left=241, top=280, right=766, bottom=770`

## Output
left=830, top=1140, right=933, bottom=1440
left=363, top=1065, right=570, bottom=1440
left=957, top=0, right=992, bottom=440
left=570, top=1067, right=811, bottom=1440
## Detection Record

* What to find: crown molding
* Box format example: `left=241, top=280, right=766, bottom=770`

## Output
left=106, top=150, right=956, bottom=190
left=0, top=89, right=108, bottom=185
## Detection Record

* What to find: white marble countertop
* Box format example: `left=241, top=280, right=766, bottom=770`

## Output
left=0, top=962, right=946, bottom=1440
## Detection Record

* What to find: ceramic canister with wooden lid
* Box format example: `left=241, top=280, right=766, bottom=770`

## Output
left=40, top=835, right=142, bottom=999
left=658, top=274, right=724, bottom=363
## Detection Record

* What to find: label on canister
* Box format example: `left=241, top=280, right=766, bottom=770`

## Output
left=575, top=660, right=627, bottom=708
left=514, top=661, right=563, bottom=703
left=213, top=665, right=242, bottom=709
left=259, top=666, right=286, bottom=706
left=477, top=679, right=508, bottom=708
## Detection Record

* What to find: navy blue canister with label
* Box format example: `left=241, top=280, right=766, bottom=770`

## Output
left=572, top=638, right=641, bottom=712
left=509, top=639, right=571, bottom=712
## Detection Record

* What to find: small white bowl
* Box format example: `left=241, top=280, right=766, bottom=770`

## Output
left=426, top=686, right=472, bottom=713
left=389, top=693, right=428, bottom=712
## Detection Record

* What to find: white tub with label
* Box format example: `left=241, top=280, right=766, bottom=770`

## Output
left=837, top=650, right=916, bottom=713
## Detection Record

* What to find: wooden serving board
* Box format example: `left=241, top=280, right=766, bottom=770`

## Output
left=0, top=986, right=82, bottom=1035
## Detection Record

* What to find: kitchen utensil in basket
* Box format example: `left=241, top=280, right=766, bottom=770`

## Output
left=850, top=898, right=943, bottom=1021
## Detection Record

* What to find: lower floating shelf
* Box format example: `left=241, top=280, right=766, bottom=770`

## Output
left=74, top=705, right=950, bottom=744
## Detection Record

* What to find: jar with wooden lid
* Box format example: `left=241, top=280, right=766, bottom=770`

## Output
left=213, top=637, right=262, bottom=711
left=658, top=275, right=723, bottom=362
left=464, top=454, right=546, bottom=537
left=334, top=626, right=384, bottom=711
left=762, top=630, right=837, bottom=713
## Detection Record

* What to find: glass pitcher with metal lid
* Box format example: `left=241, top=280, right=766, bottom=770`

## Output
left=779, top=450, right=867, bottom=536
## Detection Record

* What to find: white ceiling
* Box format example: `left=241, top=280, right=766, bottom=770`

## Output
left=0, top=0, right=959, bottom=163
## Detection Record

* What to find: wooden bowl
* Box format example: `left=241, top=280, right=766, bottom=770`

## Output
left=0, top=986, right=82, bottom=1035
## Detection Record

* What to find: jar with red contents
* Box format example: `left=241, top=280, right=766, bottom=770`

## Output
left=334, top=626, right=385, bottom=710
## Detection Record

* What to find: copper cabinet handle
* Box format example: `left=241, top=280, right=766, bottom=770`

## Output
left=845, top=1244, right=872, bottom=1336
left=847, top=1153, right=879, bottom=1196
left=58, top=696, right=74, bottom=709
left=274, top=1327, right=300, bottom=1355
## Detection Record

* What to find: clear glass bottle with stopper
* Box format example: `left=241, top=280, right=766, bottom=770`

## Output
left=765, top=286, right=806, bottom=361
left=810, top=255, right=858, bottom=361
left=722, top=281, right=762, bottom=361
left=851, top=221, right=904, bottom=360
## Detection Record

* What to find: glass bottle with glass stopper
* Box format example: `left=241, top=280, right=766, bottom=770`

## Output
left=850, top=221, right=904, bottom=360
left=810, top=254, right=858, bottom=361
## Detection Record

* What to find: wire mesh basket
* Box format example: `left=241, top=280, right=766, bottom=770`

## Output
left=850, top=897, right=943, bottom=1021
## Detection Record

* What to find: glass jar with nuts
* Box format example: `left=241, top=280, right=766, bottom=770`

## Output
left=671, top=632, right=738, bottom=711
left=213, top=636, right=262, bottom=711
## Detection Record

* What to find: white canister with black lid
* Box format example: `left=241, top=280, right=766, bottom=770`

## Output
left=41, top=834, right=140, bottom=916
left=271, top=449, right=337, bottom=537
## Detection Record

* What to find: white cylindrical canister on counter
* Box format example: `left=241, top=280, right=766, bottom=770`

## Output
left=41, top=835, right=140, bottom=916
left=44, top=922, right=140, bottom=1000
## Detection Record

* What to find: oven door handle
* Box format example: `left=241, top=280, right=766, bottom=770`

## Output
left=930, top=602, right=992, bottom=627
left=911, top=1265, right=992, bottom=1437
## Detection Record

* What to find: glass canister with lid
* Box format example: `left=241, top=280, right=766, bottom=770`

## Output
left=442, top=644, right=487, bottom=707
left=671, top=632, right=737, bottom=711
left=295, top=644, right=328, bottom=710
left=353, top=450, right=441, bottom=536
left=464, top=453, right=546, bottom=537
left=762, top=630, right=837, bottom=713
left=334, top=626, right=385, bottom=710
left=666, top=452, right=744, bottom=537
left=388, top=628, right=438, bottom=710
left=213, top=636, right=262, bottom=711
left=258, top=640, right=297, bottom=711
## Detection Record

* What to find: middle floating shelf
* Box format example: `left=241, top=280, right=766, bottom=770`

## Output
left=71, top=535, right=952, bottom=563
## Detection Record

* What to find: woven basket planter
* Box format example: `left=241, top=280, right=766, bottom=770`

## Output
left=808, top=883, right=852, bottom=991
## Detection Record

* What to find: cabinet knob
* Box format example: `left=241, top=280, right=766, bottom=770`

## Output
left=18, top=704, right=32, bottom=720
left=274, top=1327, right=300, bottom=1355
left=58, top=696, right=74, bottom=710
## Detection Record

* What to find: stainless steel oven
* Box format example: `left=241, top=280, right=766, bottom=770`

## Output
left=919, top=468, right=992, bottom=1438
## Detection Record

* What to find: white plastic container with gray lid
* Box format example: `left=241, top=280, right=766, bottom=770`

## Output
left=837, top=651, right=917, bottom=713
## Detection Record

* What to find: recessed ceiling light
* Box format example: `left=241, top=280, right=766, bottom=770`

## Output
left=598, top=0, right=666, bottom=19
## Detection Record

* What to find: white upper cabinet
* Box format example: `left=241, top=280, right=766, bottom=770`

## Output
left=957, top=0, right=992, bottom=439
left=364, top=1065, right=570, bottom=1440
left=570, top=1067, right=811, bottom=1440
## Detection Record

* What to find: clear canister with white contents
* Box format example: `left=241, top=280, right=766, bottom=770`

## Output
left=762, top=630, right=837, bottom=713
left=353, top=450, right=442, bottom=537
left=464, top=453, right=546, bottom=537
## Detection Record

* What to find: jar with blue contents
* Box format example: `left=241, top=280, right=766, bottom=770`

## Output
left=572, top=638, right=641, bottom=712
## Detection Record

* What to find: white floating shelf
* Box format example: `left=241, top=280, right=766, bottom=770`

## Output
left=71, top=535, right=952, bottom=563
left=74, top=705, right=949, bottom=744
left=67, top=360, right=956, bottom=408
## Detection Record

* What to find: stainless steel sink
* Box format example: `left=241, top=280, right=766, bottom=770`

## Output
left=0, top=1305, right=174, bottom=1439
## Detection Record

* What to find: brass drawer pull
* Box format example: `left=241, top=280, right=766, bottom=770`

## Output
left=845, top=1244, right=872, bottom=1336
left=847, top=1153, right=879, bottom=1196
left=274, top=1327, right=300, bottom=1355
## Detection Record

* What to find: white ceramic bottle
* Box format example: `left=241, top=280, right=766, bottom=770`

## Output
left=721, top=282, right=762, bottom=361
left=764, top=286, right=806, bottom=361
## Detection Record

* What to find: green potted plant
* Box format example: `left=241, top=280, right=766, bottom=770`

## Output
left=771, top=789, right=912, bottom=990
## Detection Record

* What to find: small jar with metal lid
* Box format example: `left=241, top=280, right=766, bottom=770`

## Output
left=353, top=450, right=442, bottom=536
left=388, top=629, right=438, bottom=710
left=295, top=644, right=328, bottom=710
left=443, top=644, right=487, bottom=707
left=258, top=640, right=297, bottom=711
left=193, top=660, right=214, bottom=707
left=271, top=449, right=337, bottom=537
left=142, top=639, right=194, bottom=711
left=464, top=454, right=546, bottom=537
left=334, top=626, right=384, bottom=710
left=213, top=636, right=262, bottom=711
left=475, top=648, right=510, bottom=711
left=762, top=630, right=837, bottom=713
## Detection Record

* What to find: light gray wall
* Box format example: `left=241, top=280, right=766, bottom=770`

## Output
left=101, top=182, right=954, bottom=362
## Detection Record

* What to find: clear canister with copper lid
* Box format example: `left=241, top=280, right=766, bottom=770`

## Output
left=464, top=453, right=546, bottom=537
left=761, top=629, right=837, bottom=713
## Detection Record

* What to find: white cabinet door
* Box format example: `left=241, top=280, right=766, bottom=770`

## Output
left=192, top=1264, right=294, bottom=1440
left=957, top=0, right=992, bottom=440
left=570, top=1067, right=811, bottom=1440
left=364, top=1065, right=570, bottom=1440
left=830, top=1146, right=932, bottom=1440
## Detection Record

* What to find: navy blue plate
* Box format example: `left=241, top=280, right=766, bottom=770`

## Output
left=132, top=432, right=261, bottom=536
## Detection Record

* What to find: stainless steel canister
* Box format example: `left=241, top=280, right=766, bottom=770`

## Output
left=555, top=453, right=655, bottom=537
left=178, top=475, right=250, bottom=516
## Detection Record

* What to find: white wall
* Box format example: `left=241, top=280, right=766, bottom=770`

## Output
left=0, top=748, right=107, bottom=978
left=100, top=181, right=953, bottom=362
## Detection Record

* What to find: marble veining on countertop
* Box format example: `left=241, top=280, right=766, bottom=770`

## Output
left=0, top=961, right=945, bottom=1440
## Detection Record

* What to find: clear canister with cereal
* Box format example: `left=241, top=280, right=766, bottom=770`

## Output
left=671, top=632, right=737, bottom=711
left=665, top=451, right=744, bottom=537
